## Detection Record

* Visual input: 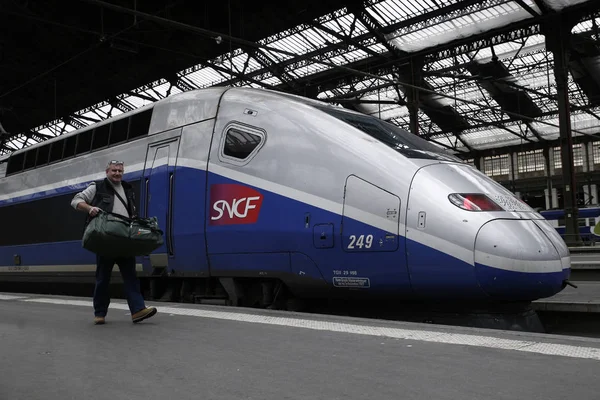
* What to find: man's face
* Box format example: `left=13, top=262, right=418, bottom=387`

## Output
left=106, top=164, right=124, bottom=183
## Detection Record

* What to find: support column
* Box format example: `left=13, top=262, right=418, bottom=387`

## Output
left=552, top=188, right=559, bottom=208
left=546, top=16, right=580, bottom=245
left=590, top=142, right=596, bottom=172
left=509, top=153, right=518, bottom=192
left=407, top=57, right=424, bottom=136
left=543, top=147, right=553, bottom=210
left=474, top=156, right=482, bottom=171
left=582, top=142, right=590, bottom=173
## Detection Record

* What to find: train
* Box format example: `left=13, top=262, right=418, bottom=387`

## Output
left=0, top=87, right=571, bottom=309
left=540, top=206, right=600, bottom=243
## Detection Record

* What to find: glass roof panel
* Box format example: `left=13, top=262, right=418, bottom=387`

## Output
left=543, top=0, right=594, bottom=11
left=387, top=0, right=538, bottom=53
left=5, top=0, right=600, bottom=157
left=427, top=134, right=458, bottom=150
left=463, top=128, right=530, bottom=149
left=186, top=67, right=230, bottom=87
left=573, top=17, right=600, bottom=34
left=261, top=76, right=283, bottom=86
left=122, top=94, right=154, bottom=109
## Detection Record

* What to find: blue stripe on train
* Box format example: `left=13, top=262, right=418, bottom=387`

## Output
left=0, top=165, right=568, bottom=301
left=475, top=263, right=569, bottom=301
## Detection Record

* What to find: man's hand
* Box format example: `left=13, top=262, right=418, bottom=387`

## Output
left=89, top=207, right=101, bottom=217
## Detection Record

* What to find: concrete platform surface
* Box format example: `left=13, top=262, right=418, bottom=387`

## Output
left=533, top=282, right=600, bottom=312
left=1, top=293, right=600, bottom=400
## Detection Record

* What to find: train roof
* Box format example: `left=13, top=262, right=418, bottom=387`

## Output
left=5, top=87, right=361, bottom=158
left=7, top=102, right=157, bottom=158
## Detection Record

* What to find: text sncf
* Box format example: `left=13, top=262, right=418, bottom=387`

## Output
left=209, top=184, right=263, bottom=225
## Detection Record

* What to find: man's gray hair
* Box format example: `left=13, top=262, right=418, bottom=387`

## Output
left=106, top=160, right=125, bottom=169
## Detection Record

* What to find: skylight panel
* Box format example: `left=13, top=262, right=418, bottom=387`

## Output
left=77, top=110, right=100, bottom=124
left=333, top=13, right=365, bottom=37
left=100, top=104, right=122, bottom=118
left=367, top=0, right=443, bottom=26
left=302, top=28, right=336, bottom=49
left=186, top=67, right=227, bottom=87
left=543, top=0, right=593, bottom=11
left=148, top=81, right=174, bottom=98
left=462, top=127, right=508, bottom=141
left=572, top=113, right=600, bottom=135
left=473, top=38, right=546, bottom=63
left=428, top=134, right=458, bottom=150
left=366, top=1, right=402, bottom=26
left=6, top=135, right=25, bottom=149
left=227, top=53, right=259, bottom=74
left=261, top=76, right=283, bottom=86
left=121, top=95, right=149, bottom=109
left=513, top=69, right=556, bottom=90
left=463, top=128, right=528, bottom=149
left=293, top=62, right=328, bottom=78
left=530, top=117, right=560, bottom=139
left=473, top=137, right=527, bottom=149
left=330, top=48, right=370, bottom=65
left=37, top=127, right=56, bottom=138
left=373, top=105, right=408, bottom=120
left=573, top=17, right=600, bottom=35
left=387, top=0, right=537, bottom=53
left=272, top=33, right=310, bottom=55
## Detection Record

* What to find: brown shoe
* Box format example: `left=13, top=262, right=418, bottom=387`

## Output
left=94, top=317, right=105, bottom=325
left=132, top=307, right=157, bottom=323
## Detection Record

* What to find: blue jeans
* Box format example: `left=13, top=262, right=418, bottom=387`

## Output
left=94, top=255, right=146, bottom=317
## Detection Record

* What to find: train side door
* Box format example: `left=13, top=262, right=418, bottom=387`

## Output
left=142, top=131, right=181, bottom=269
left=340, top=175, right=410, bottom=290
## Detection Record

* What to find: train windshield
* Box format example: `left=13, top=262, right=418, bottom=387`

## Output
left=317, top=106, right=461, bottom=162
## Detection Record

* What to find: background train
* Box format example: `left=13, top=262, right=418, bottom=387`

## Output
left=540, top=206, right=600, bottom=244
left=0, top=87, right=571, bottom=309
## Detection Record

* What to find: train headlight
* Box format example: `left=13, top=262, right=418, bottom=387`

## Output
left=448, top=193, right=504, bottom=212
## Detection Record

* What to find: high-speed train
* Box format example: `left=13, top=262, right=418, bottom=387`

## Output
left=0, top=87, right=571, bottom=308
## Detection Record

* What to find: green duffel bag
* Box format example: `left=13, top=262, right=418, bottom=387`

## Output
left=82, top=211, right=164, bottom=257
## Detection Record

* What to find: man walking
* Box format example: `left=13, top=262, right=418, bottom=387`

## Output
left=71, top=160, right=157, bottom=325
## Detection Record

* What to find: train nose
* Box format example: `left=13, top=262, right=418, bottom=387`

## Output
left=474, top=219, right=566, bottom=301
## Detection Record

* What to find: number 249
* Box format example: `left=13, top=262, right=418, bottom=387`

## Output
left=347, top=234, right=373, bottom=249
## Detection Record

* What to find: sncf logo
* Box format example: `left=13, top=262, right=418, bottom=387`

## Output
left=209, top=184, right=263, bottom=226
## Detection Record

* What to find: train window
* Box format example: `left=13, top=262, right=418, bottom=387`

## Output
left=63, top=135, right=77, bottom=158
left=6, top=152, right=25, bottom=175
left=316, top=106, right=460, bottom=162
left=49, top=139, right=64, bottom=163
left=129, top=109, right=152, bottom=139
left=92, top=124, right=110, bottom=150
left=110, top=118, right=129, bottom=145
left=35, top=144, right=51, bottom=167
left=75, top=129, right=93, bottom=155
left=223, top=127, right=263, bottom=160
left=23, top=149, right=37, bottom=170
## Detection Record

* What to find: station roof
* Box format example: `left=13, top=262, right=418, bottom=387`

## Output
left=1, top=0, right=600, bottom=159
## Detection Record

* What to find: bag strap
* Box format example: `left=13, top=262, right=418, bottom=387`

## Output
left=113, top=190, right=129, bottom=215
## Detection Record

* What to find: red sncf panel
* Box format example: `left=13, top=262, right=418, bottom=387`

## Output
left=209, top=184, right=264, bottom=226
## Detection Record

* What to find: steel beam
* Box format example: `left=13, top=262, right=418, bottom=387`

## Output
left=545, top=15, right=581, bottom=245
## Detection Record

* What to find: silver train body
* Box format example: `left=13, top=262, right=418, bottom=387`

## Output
left=0, top=87, right=570, bottom=304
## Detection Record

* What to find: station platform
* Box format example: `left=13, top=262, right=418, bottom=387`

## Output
left=1, top=292, right=600, bottom=400
left=533, top=281, right=600, bottom=313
